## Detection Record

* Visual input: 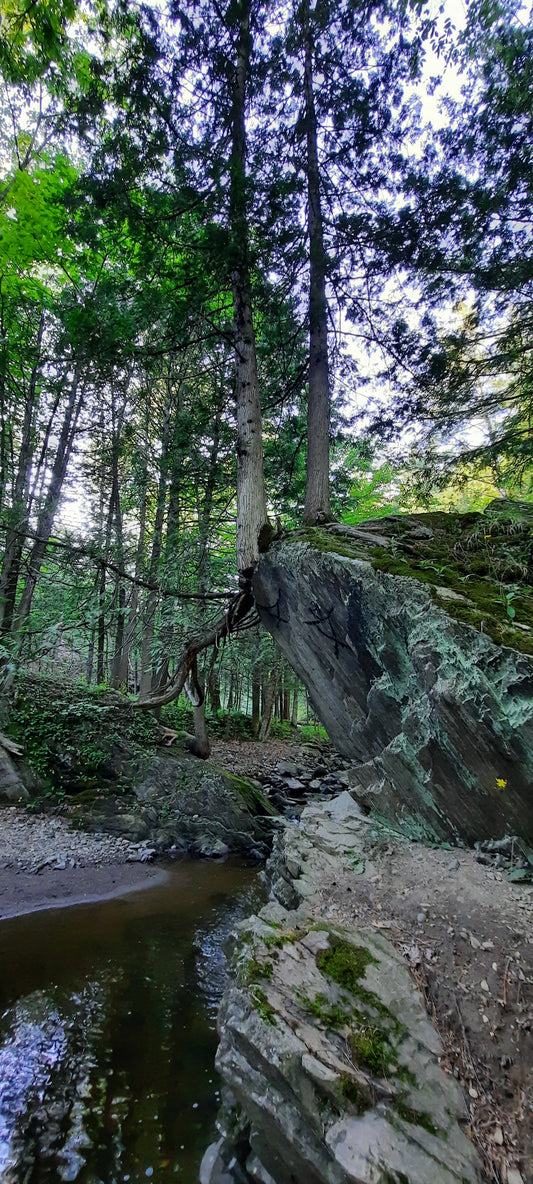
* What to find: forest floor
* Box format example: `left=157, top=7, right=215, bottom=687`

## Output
left=0, top=736, right=531, bottom=1182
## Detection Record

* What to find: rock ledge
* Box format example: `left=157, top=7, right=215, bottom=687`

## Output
left=203, top=797, right=483, bottom=1184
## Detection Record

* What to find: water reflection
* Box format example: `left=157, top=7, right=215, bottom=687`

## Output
left=0, top=859, right=259, bottom=1183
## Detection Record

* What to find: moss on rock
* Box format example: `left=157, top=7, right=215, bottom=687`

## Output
left=317, top=938, right=377, bottom=993
left=296, top=503, right=533, bottom=655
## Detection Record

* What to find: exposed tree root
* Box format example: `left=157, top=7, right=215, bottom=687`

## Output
left=133, top=584, right=258, bottom=727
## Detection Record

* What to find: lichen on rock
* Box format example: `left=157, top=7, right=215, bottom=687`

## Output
left=253, top=503, right=533, bottom=844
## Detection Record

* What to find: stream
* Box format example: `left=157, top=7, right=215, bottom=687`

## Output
left=0, top=859, right=261, bottom=1184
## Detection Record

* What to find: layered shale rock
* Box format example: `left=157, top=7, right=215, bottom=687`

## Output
left=203, top=798, right=483, bottom=1184
left=253, top=504, right=533, bottom=844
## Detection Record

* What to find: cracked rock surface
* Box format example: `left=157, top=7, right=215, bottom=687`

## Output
left=203, top=796, right=488, bottom=1184
left=254, top=527, right=533, bottom=844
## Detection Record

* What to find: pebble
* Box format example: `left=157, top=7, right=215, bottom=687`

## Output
left=0, top=807, right=141, bottom=871
left=417, top=911, right=426, bottom=923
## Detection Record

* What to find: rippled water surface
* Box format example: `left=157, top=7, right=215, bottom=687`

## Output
left=0, top=859, right=260, bottom=1184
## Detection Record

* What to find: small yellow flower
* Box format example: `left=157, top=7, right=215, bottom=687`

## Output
left=496, top=778, right=507, bottom=790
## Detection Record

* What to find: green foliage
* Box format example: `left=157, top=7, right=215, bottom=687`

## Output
left=209, top=711, right=255, bottom=740
left=268, top=718, right=294, bottom=741
left=297, top=723, right=329, bottom=743
left=12, top=675, right=159, bottom=786
left=393, top=1099, right=438, bottom=1135
left=348, top=1025, right=392, bottom=1078
left=337, top=1073, right=370, bottom=1114
left=250, top=987, right=276, bottom=1026
left=0, top=0, right=530, bottom=734
left=302, top=992, right=354, bottom=1030
left=239, top=957, right=273, bottom=987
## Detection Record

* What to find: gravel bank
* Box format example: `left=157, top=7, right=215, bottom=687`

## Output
left=0, top=806, right=167, bottom=920
left=0, top=805, right=155, bottom=871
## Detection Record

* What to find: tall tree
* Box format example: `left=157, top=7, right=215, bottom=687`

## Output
left=228, top=0, right=270, bottom=573
left=300, top=0, right=332, bottom=524
left=371, top=0, right=533, bottom=491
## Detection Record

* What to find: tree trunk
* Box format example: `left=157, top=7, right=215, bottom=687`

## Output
left=226, top=667, right=235, bottom=712
left=208, top=665, right=222, bottom=714
left=109, top=393, right=129, bottom=690
left=302, top=0, right=331, bottom=526
left=259, top=661, right=279, bottom=742
left=123, top=448, right=148, bottom=678
left=230, top=0, right=269, bottom=575
left=251, top=653, right=261, bottom=735
left=0, top=310, right=45, bottom=634
left=139, top=380, right=173, bottom=696
left=97, top=564, right=106, bottom=685
left=184, top=656, right=211, bottom=759
left=86, top=625, right=95, bottom=686
left=12, top=371, right=84, bottom=636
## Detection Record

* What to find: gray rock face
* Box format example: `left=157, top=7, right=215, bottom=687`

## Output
left=212, top=915, right=481, bottom=1184
left=205, top=796, right=483, bottom=1184
left=254, top=538, right=533, bottom=843
left=0, top=747, right=28, bottom=802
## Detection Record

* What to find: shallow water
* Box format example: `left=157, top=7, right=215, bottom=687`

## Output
left=0, top=859, right=260, bottom=1184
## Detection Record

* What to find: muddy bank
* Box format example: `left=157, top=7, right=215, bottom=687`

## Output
left=0, top=862, right=169, bottom=921
left=0, top=804, right=169, bottom=920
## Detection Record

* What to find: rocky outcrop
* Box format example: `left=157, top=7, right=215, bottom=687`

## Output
left=6, top=675, right=278, bottom=858
left=253, top=508, right=533, bottom=844
left=203, top=797, right=483, bottom=1184
left=79, top=751, right=278, bottom=858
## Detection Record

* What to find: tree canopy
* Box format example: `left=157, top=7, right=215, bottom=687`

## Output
left=0, top=0, right=531, bottom=729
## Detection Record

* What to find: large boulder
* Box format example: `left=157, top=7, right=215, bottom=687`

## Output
left=254, top=506, right=533, bottom=843
left=76, top=751, right=277, bottom=858
left=130, top=751, right=277, bottom=857
left=207, top=906, right=481, bottom=1184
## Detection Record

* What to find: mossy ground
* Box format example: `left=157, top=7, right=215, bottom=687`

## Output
left=295, top=506, right=533, bottom=655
